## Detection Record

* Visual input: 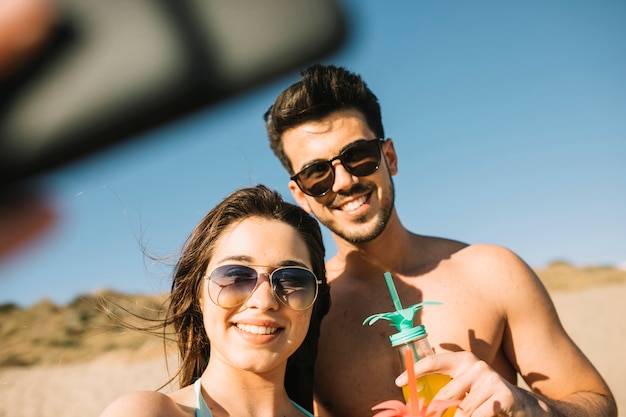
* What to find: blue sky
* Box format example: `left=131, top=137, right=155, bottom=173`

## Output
left=1, top=0, right=625, bottom=307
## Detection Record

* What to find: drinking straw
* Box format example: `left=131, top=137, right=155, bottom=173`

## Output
left=384, top=272, right=403, bottom=311
left=404, top=348, right=419, bottom=415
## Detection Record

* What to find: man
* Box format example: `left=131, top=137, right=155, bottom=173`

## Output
left=264, top=65, right=616, bottom=417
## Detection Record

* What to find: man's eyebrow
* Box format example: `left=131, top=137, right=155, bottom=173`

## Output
left=301, top=138, right=371, bottom=167
left=340, top=138, right=370, bottom=151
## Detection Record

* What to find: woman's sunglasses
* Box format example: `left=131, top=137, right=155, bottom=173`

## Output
left=205, top=264, right=321, bottom=310
left=291, top=138, right=384, bottom=197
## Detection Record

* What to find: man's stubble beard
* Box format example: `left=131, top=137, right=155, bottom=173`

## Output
left=323, top=177, right=395, bottom=244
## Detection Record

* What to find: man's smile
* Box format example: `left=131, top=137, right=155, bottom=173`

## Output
left=336, top=193, right=370, bottom=212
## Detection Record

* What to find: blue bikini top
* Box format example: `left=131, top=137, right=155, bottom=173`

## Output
left=194, top=378, right=315, bottom=417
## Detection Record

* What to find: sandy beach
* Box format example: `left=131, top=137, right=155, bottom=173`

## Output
left=1, top=283, right=624, bottom=417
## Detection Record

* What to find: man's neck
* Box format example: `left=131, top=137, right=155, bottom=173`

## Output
left=330, top=211, right=421, bottom=274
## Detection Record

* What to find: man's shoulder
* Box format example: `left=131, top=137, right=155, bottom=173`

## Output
left=419, top=235, right=514, bottom=257
left=453, top=243, right=528, bottom=270
left=448, top=243, right=545, bottom=296
left=415, top=236, right=525, bottom=273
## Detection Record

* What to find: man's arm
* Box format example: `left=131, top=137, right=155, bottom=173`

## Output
left=400, top=245, right=616, bottom=416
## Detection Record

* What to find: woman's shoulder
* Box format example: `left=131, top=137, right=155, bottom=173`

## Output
left=99, top=390, right=194, bottom=417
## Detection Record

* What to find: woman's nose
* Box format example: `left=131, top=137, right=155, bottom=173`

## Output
left=244, top=275, right=280, bottom=310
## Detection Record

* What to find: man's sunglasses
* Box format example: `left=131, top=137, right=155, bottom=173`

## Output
left=291, top=138, right=384, bottom=197
left=205, top=264, right=321, bottom=310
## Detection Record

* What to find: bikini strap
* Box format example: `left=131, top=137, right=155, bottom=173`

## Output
left=194, top=379, right=212, bottom=417
left=195, top=378, right=312, bottom=417
left=291, top=400, right=316, bottom=417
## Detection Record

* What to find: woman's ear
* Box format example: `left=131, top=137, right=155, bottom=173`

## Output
left=289, top=180, right=312, bottom=213
left=197, top=278, right=207, bottom=314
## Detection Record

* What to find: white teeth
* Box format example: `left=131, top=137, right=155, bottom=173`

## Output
left=341, top=195, right=367, bottom=211
left=236, top=324, right=278, bottom=335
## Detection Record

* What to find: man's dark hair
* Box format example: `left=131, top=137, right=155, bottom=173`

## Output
left=265, top=64, right=385, bottom=174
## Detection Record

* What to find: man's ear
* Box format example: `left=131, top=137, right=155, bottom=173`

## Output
left=382, top=138, right=398, bottom=175
left=289, top=180, right=312, bottom=213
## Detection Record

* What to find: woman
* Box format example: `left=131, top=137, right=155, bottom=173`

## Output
left=100, top=185, right=330, bottom=417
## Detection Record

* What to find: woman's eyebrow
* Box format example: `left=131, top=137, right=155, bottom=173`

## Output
left=215, top=255, right=254, bottom=264
left=277, top=259, right=310, bottom=268
left=215, top=256, right=309, bottom=269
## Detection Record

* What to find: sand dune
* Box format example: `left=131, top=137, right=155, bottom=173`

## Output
left=0, top=353, right=178, bottom=417
left=549, top=283, right=625, bottom=411
left=1, top=283, right=624, bottom=417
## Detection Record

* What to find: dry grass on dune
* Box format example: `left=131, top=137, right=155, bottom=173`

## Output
left=0, top=290, right=170, bottom=368
left=534, top=261, right=626, bottom=292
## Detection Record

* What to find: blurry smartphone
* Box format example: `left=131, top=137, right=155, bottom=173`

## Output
left=0, top=0, right=346, bottom=191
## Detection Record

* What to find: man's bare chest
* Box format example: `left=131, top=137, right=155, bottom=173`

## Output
left=323, top=276, right=506, bottom=362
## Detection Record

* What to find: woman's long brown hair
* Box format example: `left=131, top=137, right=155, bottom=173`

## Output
left=154, top=185, right=328, bottom=412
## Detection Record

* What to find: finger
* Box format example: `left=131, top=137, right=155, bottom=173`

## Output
left=396, top=351, right=473, bottom=389
left=396, top=354, right=448, bottom=386
left=417, top=351, right=478, bottom=378
left=463, top=395, right=507, bottom=417
left=453, top=389, right=490, bottom=417
left=0, top=193, right=56, bottom=261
